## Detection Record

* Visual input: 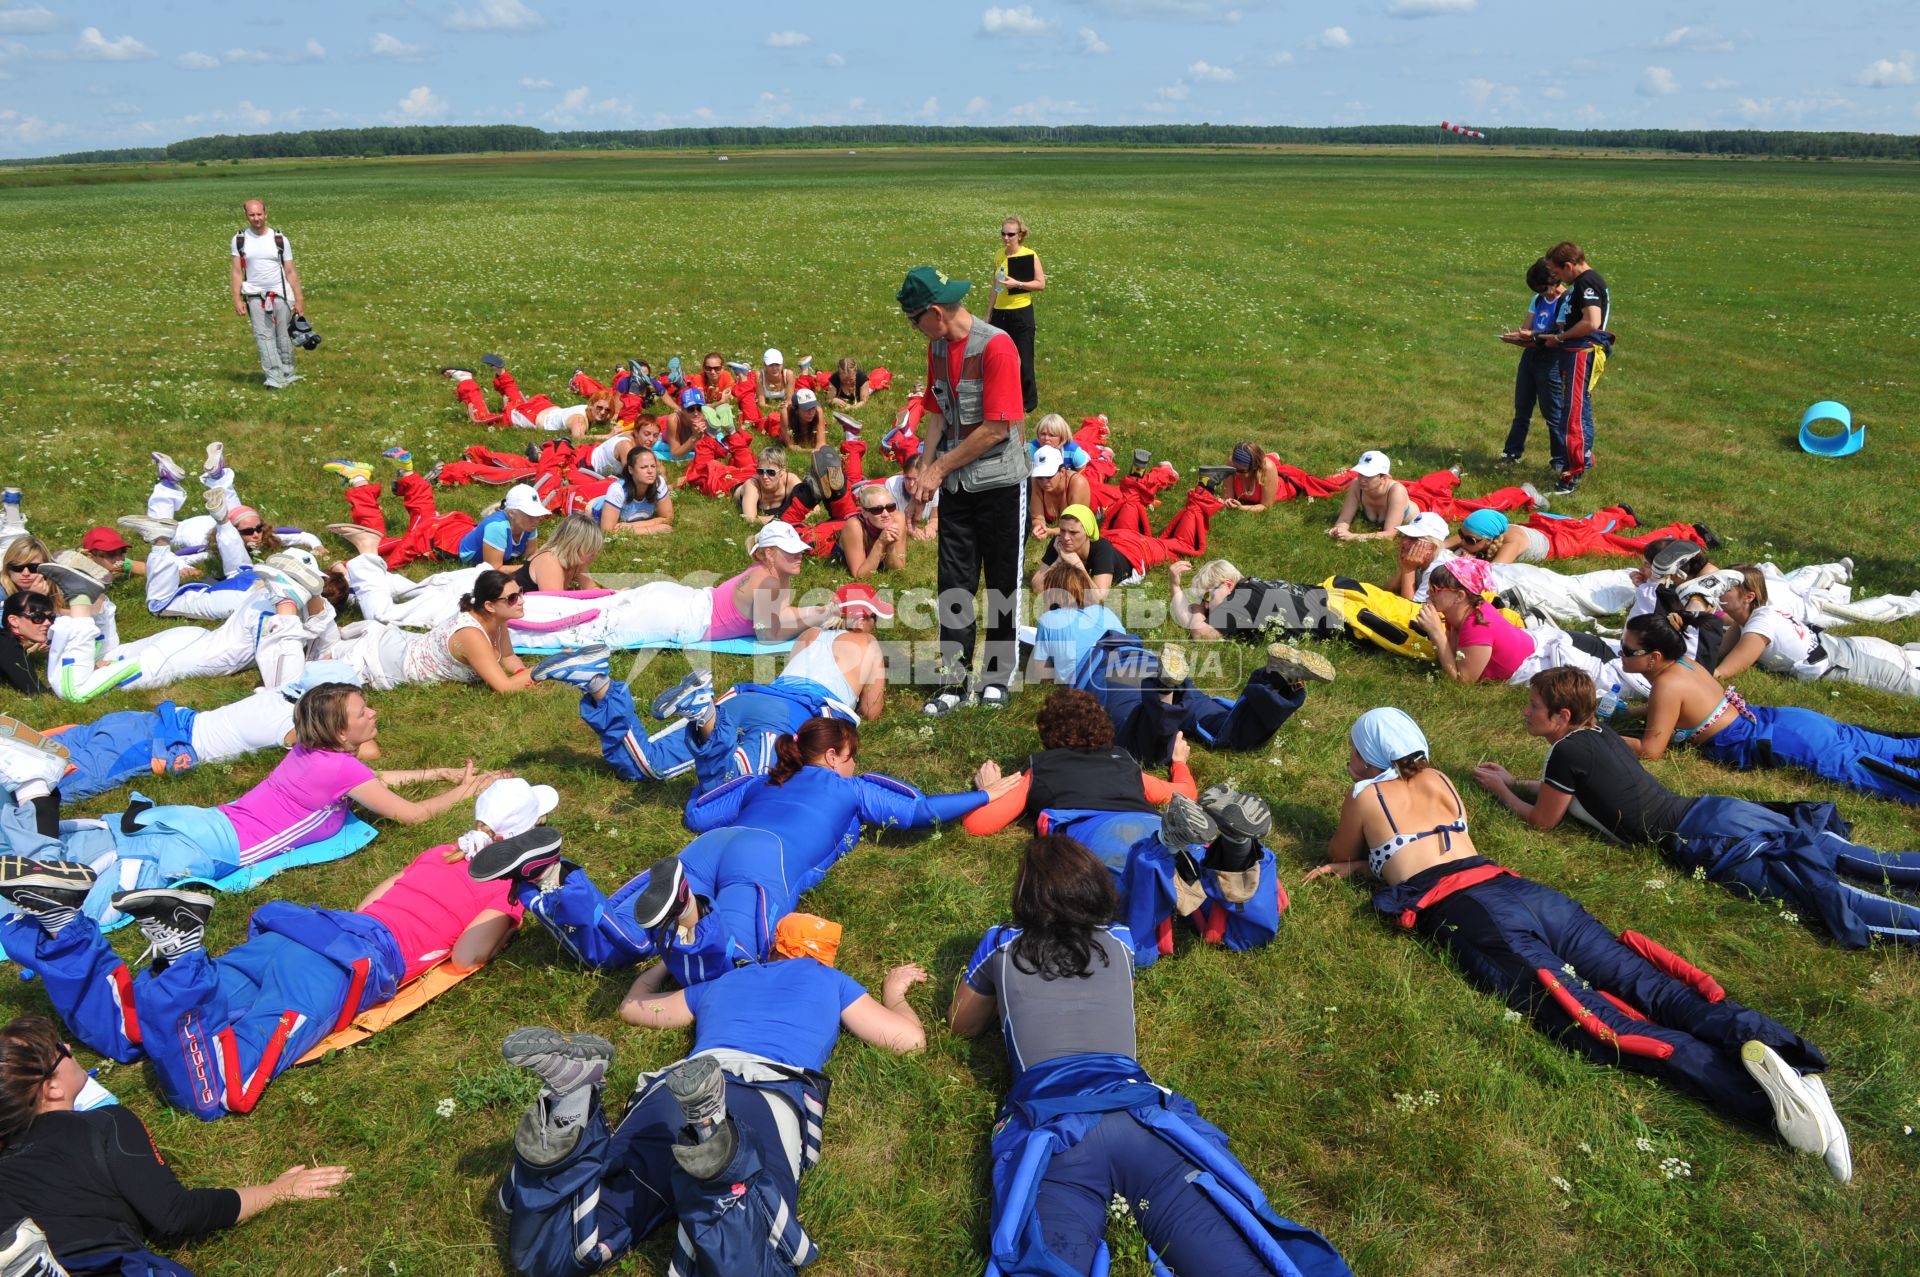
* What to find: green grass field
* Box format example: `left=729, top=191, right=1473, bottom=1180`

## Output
left=1, top=148, right=1917, bottom=1276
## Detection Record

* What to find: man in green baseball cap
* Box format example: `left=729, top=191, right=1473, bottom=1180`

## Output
left=896, top=263, right=1029, bottom=716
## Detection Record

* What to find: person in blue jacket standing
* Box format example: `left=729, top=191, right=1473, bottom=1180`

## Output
left=1498, top=257, right=1566, bottom=465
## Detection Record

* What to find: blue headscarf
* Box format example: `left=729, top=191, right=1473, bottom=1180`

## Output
left=1349, top=707, right=1429, bottom=797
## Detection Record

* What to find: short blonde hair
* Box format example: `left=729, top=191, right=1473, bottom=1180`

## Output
left=1034, top=413, right=1071, bottom=443
left=1190, top=559, right=1241, bottom=597
left=1001, top=215, right=1030, bottom=242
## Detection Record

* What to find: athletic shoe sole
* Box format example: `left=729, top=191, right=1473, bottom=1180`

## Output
left=0, top=715, right=71, bottom=761
left=118, top=515, right=179, bottom=544
left=1198, top=783, right=1273, bottom=841
left=650, top=670, right=714, bottom=721
left=1161, top=793, right=1219, bottom=848
left=110, top=884, right=217, bottom=915
left=1266, top=643, right=1336, bottom=684
left=1803, top=1074, right=1852, bottom=1184
left=1741, top=1040, right=1834, bottom=1157
left=531, top=645, right=614, bottom=686
left=0, top=857, right=97, bottom=895
left=502, top=1026, right=615, bottom=1089
left=468, top=828, right=566, bottom=884
left=1521, top=482, right=1551, bottom=513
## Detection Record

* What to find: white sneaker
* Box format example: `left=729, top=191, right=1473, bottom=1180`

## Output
left=1803, top=1074, right=1853, bottom=1184
left=1741, top=1040, right=1836, bottom=1157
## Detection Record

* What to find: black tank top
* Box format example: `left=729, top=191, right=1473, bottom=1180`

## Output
left=1025, top=747, right=1155, bottom=817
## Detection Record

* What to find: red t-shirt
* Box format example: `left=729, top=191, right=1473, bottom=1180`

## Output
left=926, top=326, right=1023, bottom=425
left=361, top=848, right=525, bottom=982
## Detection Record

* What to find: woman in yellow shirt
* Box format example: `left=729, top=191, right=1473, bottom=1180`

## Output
left=991, top=216, right=1046, bottom=413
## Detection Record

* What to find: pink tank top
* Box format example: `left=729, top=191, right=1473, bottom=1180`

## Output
left=705, top=568, right=756, bottom=641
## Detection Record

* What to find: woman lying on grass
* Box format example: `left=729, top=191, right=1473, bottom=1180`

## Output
left=1306, top=706, right=1853, bottom=1183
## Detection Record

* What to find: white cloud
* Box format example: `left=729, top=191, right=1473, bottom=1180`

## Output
left=919, top=95, right=940, bottom=117
left=1736, top=95, right=1854, bottom=123
left=518, top=76, right=551, bottom=88
left=370, top=33, right=428, bottom=61
left=237, top=100, right=271, bottom=127
left=1464, top=77, right=1495, bottom=108
left=1387, top=0, right=1475, bottom=16
left=1855, top=52, right=1914, bottom=88
left=1316, top=27, right=1351, bottom=50
left=1638, top=66, right=1678, bottom=97
left=1005, top=94, right=1088, bottom=120
left=556, top=86, right=589, bottom=113
left=445, top=0, right=544, bottom=33
left=74, top=27, right=154, bottom=61
left=1266, top=49, right=1293, bottom=67
left=0, top=5, right=57, bottom=34
left=1702, top=77, right=1736, bottom=92
left=222, top=40, right=326, bottom=65
left=1655, top=26, right=1734, bottom=53
left=765, top=30, right=810, bottom=48
left=847, top=97, right=865, bottom=110
left=825, top=51, right=845, bottom=66
left=1188, top=59, right=1234, bottom=82
left=981, top=6, right=1056, bottom=37
left=397, top=85, right=447, bottom=119
left=1157, top=82, right=1190, bottom=100
left=1077, top=27, right=1110, bottom=54
left=176, top=51, right=219, bottom=71
left=965, top=96, right=988, bottom=113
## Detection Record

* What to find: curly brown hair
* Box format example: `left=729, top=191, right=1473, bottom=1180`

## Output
left=1035, top=687, right=1114, bottom=751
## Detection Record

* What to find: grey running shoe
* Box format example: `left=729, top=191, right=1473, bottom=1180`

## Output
left=1266, top=643, right=1335, bottom=685
left=1198, top=784, right=1273, bottom=842
left=1522, top=481, right=1551, bottom=512
left=1161, top=793, right=1219, bottom=849
left=503, top=1026, right=614, bottom=1095
left=669, top=1055, right=728, bottom=1136
left=650, top=669, right=714, bottom=721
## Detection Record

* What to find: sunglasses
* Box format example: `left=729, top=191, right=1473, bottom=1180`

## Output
left=236, top=524, right=265, bottom=536
left=1619, top=645, right=1650, bottom=658
left=907, top=307, right=930, bottom=325
left=756, top=467, right=782, bottom=477
left=863, top=501, right=898, bottom=514
left=17, top=609, right=52, bottom=625
left=39, top=1041, right=71, bottom=1083
left=1001, top=230, right=1020, bottom=238
left=704, top=364, right=723, bottom=373
left=9, top=562, right=44, bottom=574
left=500, top=590, right=525, bottom=604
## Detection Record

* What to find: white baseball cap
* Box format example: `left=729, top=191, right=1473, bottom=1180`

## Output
left=751, top=521, right=809, bottom=555
left=1029, top=445, right=1065, bottom=479
left=1352, top=450, right=1392, bottom=478
left=794, top=387, right=817, bottom=407
left=1396, top=512, right=1450, bottom=542
left=503, top=484, right=553, bottom=518
left=763, top=348, right=784, bottom=367
left=474, top=777, right=560, bottom=840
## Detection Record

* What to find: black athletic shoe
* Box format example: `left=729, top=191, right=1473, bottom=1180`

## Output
left=468, top=827, right=565, bottom=884
left=111, top=884, right=214, bottom=962
left=0, top=857, right=97, bottom=919
left=481, top=353, right=507, bottom=370
left=1693, top=523, right=1722, bottom=552
left=631, top=858, right=689, bottom=931
left=1551, top=476, right=1581, bottom=497
left=1615, top=503, right=1637, bottom=526
left=1198, top=784, right=1273, bottom=842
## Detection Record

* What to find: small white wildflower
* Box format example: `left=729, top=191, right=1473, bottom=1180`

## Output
left=1577, top=1141, right=1593, bottom=1156
left=436, top=1097, right=457, bottom=1118
left=1869, top=970, right=1886, bottom=986
left=1692, top=866, right=1708, bottom=881
left=1549, top=1174, right=1572, bottom=1194
left=1107, top=1192, right=1133, bottom=1221
left=1643, top=878, right=1666, bottom=892
left=1323, top=1006, right=1339, bottom=1014
left=1560, top=962, right=1577, bottom=979
left=1659, top=1157, right=1692, bottom=1180
left=1634, top=1136, right=1655, bottom=1154
left=1504, top=1009, right=1524, bottom=1024
left=1778, top=909, right=1800, bottom=924
left=1904, top=1125, right=1913, bottom=1136
left=296, top=1089, right=318, bottom=1106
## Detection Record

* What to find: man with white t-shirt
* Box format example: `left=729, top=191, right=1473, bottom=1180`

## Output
left=229, top=198, right=307, bottom=390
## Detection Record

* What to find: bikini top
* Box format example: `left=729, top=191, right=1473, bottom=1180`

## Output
left=1367, top=771, right=1469, bottom=878
left=1669, top=661, right=1752, bottom=743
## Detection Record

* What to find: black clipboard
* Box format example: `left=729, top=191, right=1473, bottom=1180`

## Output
left=1004, top=254, right=1037, bottom=283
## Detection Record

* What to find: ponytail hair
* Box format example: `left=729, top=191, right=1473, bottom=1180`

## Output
left=1623, top=610, right=1689, bottom=661
left=768, top=716, right=860, bottom=786
left=459, top=568, right=514, bottom=615
left=0, top=1016, right=65, bottom=1150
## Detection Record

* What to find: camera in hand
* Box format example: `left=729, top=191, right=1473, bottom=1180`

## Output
left=289, top=313, right=321, bottom=350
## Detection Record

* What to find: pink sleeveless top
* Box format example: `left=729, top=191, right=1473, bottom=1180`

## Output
left=705, top=568, right=756, bottom=641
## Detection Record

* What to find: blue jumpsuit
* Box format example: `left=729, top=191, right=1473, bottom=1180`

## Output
left=1, top=902, right=403, bottom=1121
left=36, top=702, right=200, bottom=802
left=1072, top=633, right=1306, bottom=768
left=1700, top=705, right=1920, bottom=807
left=505, top=959, right=855, bottom=1277
left=1374, top=858, right=1826, bottom=1128
left=580, top=676, right=853, bottom=794
left=519, top=765, right=985, bottom=984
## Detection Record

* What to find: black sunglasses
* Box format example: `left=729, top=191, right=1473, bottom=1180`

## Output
left=39, top=1041, right=71, bottom=1082
left=500, top=590, right=525, bottom=604
left=907, top=307, right=930, bottom=325
left=9, top=562, right=44, bottom=573
left=863, top=501, right=898, bottom=514
left=236, top=524, right=266, bottom=536
left=1619, top=645, right=1650, bottom=658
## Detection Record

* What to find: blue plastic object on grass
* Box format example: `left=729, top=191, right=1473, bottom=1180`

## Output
left=1799, top=400, right=1864, bottom=457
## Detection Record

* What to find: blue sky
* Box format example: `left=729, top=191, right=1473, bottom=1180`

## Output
left=0, top=1, right=1914, bottom=158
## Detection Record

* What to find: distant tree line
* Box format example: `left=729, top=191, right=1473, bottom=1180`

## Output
left=5, top=122, right=1916, bottom=167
